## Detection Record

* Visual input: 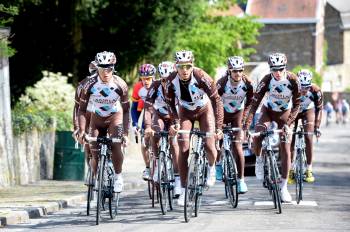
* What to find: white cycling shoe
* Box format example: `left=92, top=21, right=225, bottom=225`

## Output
left=114, top=175, right=124, bottom=193
left=280, top=187, right=292, bottom=203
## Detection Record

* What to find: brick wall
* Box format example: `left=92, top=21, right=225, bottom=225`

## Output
left=250, top=23, right=316, bottom=70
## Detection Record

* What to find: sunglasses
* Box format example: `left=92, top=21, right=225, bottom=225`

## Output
left=271, top=67, right=285, bottom=72
left=98, top=67, right=114, bottom=72
left=141, top=76, right=153, bottom=81
left=176, top=64, right=193, bottom=70
left=229, top=69, right=243, bottom=73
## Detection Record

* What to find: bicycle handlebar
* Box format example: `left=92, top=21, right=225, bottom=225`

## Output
left=177, top=129, right=215, bottom=137
left=85, top=135, right=123, bottom=143
left=249, top=129, right=283, bottom=137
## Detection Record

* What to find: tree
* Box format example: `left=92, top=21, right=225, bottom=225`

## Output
left=174, top=13, right=262, bottom=77
left=0, top=3, right=18, bottom=58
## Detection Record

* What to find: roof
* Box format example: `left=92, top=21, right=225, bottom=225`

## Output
left=210, top=4, right=244, bottom=17
left=327, top=0, right=350, bottom=29
left=246, top=0, right=323, bottom=24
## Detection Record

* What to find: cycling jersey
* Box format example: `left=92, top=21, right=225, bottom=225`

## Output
left=144, top=80, right=170, bottom=128
left=131, top=81, right=145, bottom=111
left=299, top=84, right=323, bottom=128
left=216, top=74, right=254, bottom=119
left=166, top=67, right=223, bottom=129
left=79, top=74, right=130, bottom=133
left=245, top=72, right=301, bottom=128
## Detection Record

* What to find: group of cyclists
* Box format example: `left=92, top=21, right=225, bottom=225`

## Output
left=73, top=49, right=323, bottom=208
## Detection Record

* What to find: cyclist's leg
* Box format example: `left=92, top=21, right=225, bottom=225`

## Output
left=88, top=115, right=107, bottom=177
left=253, top=106, right=271, bottom=156
left=84, top=111, right=92, bottom=166
left=303, top=109, right=315, bottom=182
left=198, top=103, right=217, bottom=186
left=151, top=112, right=164, bottom=156
left=290, top=118, right=299, bottom=161
left=107, top=112, right=124, bottom=174
left=198, top=103, right=216, bottom=167
left=226, top=111, right=245, bottom=179
left=178, top=107, right=193, bottom=188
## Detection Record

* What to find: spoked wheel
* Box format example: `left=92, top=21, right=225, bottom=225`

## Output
left=184, top=154, right=197, bottom=223
left=224, top=150, right=238, bottom=208
left=158, top=152, right=169, bottom=215
left=166, top=156, right=175, bottom=211
left=295, top=152, right=304, bottom=204
left=86, top=167, right=94, bottom=216
left=109, top=193, right=120, bottom=219
left=269, top=153, right=282, bottom=214
left=96, top=155, right=106, bottom=225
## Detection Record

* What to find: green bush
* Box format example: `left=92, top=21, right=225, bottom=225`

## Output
left=12, top=71, right=75, bottom=135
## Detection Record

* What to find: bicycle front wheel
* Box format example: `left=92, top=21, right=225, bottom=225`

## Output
left=184, top=153, right=197, bottom=222
left=269, top=152, right=282, bottom=214
left=224, top=150, right=239, bottom=208
left=295, top=150, right=304, bottom=204
left=158, top=151, right=169, bottom=215
left=96, top=155, right=106, bottom=225
left=86, top=166, right=94, bottom=216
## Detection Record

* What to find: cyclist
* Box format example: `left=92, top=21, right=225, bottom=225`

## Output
left=73, top=61, right=97, bottom=184
left=243, top=53, right=301, bottom=202
left=289, top=69, right=323, bottom=184
left=216, top=56, right=254, bottom=194
left=341, top=99, right=349, bottom=124
left=166, top=50, right=224, bottom=206
left=144, top=61, right=181, bottom=196
left=77, top=51, right=130, bottom=193
left=131, top=64, right=156, bottom=180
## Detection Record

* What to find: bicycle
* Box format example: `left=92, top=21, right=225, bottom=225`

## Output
left=136, top=129, right=158, bottom=207
left=177, top=129, right=214, bottom=223
left=221, top=126, right=241, bottom=208
left=154, top=130, right=175, bottom=215
left=250, top=127, right=283, bottom=214
left=85, top=135, right=123, bottom=225
left=292, top=125, right=314, bottom=204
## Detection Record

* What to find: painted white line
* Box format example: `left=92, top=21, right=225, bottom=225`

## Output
left=254, top=201, right=274, bottom=206
left=291, top=200, right=318, bottom=206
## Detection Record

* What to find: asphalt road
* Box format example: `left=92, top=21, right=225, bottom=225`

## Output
left=3, top=122, right=350, bottom=232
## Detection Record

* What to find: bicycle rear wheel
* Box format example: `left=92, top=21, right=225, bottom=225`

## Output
left=295, top=150, right=304, bottom=204
left=184, top=153, right=197, bottom=222
left=269, top=152, right=282, bottom=214
left=86, top=166, right=94, bottom=216
left=96, top=155, right=106, bottom=225
left=109, top=193, right=120, bottom=219
left=224, top=150, right=238, bottom=208
left=158, top=152, right=169, bottom=215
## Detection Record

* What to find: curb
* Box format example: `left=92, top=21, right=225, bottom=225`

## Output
left=0, top=180, right=146, bottom=227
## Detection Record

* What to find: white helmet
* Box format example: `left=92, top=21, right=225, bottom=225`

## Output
left=297, top=69, right=313, bottom=88
left=95, top=51, right=116, bottom=67
left=174, top=50, right=194, bottom=63
left=268, top=53, right=287, bottom=70
left=227, top=56, right=244, bottom=70
left=158, top=61, right=175, bottom=78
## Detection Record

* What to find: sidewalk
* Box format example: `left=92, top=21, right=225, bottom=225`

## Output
left=0, top=143, right=147, bottom=227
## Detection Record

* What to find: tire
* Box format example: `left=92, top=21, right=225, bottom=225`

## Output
left=109, top=193, right=119, bottom=219
left=166, top=155, right=174, bottom=210
left=184, top=153, right=197, bottom=223
left=295, top=150, right=304, bottom=204
left=269, top=152, right=282, bottom=214
left=86, top=167, right=94, bottom=216
left=224, top=150, right=239, bottom=208
left=194, top=156, right=205, bottom=217
left=96, top=155, right=106, bottom=225
left=147, top=180, right=152, bottom=199
left=158, top=152, right=169, bottom=215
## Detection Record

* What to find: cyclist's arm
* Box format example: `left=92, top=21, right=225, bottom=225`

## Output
left=195, top=68, right=224, bottom=130
left=243, top=74, right=270, bottom=130
left=243, top=75, right=254, bottom=124
left=73, top=85, right=81, bottom=132
left=313, top=85, right=323, bottom=129
left=165, top=76, right=179, bottom=125
left=130, top=82, right=142, bottom=127
left=286, top=72, right=301, bottom=126
left=78, top=85, right=92, bottom=135
left=119, top=79, right=130, bottom=137
left=144, top=82, right=158, bottom=129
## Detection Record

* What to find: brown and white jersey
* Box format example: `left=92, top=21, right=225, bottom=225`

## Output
left=79, top=75, right=129, bottom=117
left=246, top=71, right=301, bottom=127
left=216, top=74, right=254, bottom=117
left=165, top=67, right=224, bottom=129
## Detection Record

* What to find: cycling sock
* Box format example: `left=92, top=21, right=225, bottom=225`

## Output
left=280, top=178, right=287, bottom=190
left=115, top=173, right=122, bottom=179
left=307, top=164, right=312, bottom=171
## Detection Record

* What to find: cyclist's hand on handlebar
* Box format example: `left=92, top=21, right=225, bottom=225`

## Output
left=169, top=123, right=180, bottom=136
left=77, top=130, right=85, bottom=145
left=282, top=124, right=292, bottom=136
left=144, top=127, right=154, bottom=138
left=314, top=127, right=321, bottom=138
left=122, top=135, right=129, bottom=147
left=215, top=128, right=223, bottom=140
